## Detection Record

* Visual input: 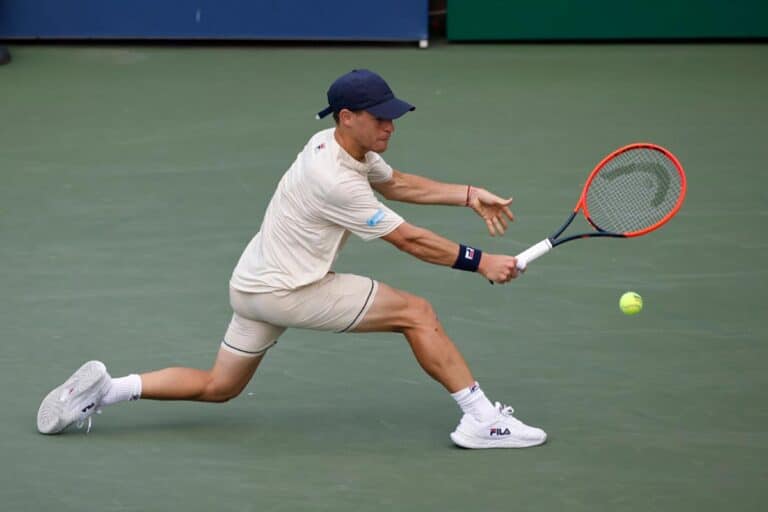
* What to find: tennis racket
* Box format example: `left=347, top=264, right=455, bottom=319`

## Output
left=515, top=143, right=687, bottom=272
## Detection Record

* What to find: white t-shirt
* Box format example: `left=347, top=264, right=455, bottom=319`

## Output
left=230, top=128, right=405, bottom=293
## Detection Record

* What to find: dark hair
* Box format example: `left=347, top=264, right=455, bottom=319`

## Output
left=332, top=109, right=363, bottom=124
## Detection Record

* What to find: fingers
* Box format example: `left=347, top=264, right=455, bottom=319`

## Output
left=511, top=258, right=522, bottom=276
left=485, top=214, right=510, bottom=237
left=492, top=267, right=518, bottom=283
left=485, top=193, right=513, bottom=207
left=493, top=196, right=515, bottom=222
left=478, top=190, right=513, bottom=207
left=484, top=255, right=520, bottom=283
left=475, top=192, right=515, bottom=235
left=485, top=218, right=497, bottom=237
left=492, top=216, right=506, bottom=235
left=480, top=189, right=512, bottom=205
left=497, top=214, right=508, bottom=232
left=504, top=258, right=520, bottom=281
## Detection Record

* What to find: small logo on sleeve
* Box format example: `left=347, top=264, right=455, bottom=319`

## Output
left=314, top=142, right=326, bottom=152
left=366, top=209, right=386, bottom=226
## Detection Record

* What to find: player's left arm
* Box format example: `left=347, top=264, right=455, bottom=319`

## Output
left=372, top=169, right=515, bottom=236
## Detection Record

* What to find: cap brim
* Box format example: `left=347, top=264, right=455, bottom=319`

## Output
left=365, top=97, right=415, bottom=120
left=316, top=106, right=334, bottom=119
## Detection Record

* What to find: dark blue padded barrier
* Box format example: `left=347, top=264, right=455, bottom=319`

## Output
left=0, top=0, right=429, bottom=41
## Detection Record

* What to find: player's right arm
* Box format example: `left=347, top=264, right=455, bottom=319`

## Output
left=381, top=222, right=520, bottom=283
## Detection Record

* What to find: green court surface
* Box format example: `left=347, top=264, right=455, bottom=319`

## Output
left=1, top=43, right=767, bottom=511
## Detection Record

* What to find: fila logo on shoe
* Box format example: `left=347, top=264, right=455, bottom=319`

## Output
left=489, top=427, right=511, bottom=436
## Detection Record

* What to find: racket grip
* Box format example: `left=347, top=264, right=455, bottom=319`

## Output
left=515, top=239, right=553, bottom=271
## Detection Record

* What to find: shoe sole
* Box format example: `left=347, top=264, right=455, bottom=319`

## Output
left=36, top=361, right=109, bottom=434
left=450, top=429, right=547, bottom=449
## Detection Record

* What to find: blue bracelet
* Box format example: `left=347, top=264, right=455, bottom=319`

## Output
left=452, top=244, right=482, bottom=272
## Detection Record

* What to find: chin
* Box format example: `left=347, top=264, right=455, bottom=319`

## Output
left=373, top=141, right=389, bottom=153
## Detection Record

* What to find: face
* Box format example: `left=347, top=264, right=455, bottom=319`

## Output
left=340, top=110, right=395, bottom=154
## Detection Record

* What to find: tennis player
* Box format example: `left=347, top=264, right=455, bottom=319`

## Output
left=37, top=69, right=546, bottom=449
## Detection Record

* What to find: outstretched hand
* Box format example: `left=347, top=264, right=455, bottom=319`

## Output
left=467, top=187, right=515, bottom=236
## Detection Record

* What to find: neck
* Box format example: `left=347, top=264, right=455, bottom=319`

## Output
left=334, top=128, right=367, bottom=162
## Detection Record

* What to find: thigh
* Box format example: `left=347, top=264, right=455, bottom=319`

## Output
left=353, top=281, right=431, bottom=333
left=223, top=310, right=286, bottom=357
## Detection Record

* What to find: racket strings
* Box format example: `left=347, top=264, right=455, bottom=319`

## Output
left=585, top=148, right=683, bottom=234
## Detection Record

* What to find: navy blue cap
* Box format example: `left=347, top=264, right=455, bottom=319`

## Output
left=316, top=69, right=415, bottom=120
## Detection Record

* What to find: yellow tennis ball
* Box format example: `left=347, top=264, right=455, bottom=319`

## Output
left=619, top=292, right=643, bottom=315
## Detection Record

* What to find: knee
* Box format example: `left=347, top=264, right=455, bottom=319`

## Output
left=402, top=296, right=439, bottom=331
left=201, top=376, right=244, bottom=403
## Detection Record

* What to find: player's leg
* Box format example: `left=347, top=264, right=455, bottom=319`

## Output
left=230, top=272, right=543, bottom=448
left=139, top=347, right=264, bottom=402
left=138, top=309, right=283, bottom=402
left=36, top=349, right=264, bottom=434
left=242, top=273, right=475, bottom=395
left=354, top=281, right=547, bottom=449
left=37, top=300, right=284, bottom=434
left=353, top=282, right=474, bottom=393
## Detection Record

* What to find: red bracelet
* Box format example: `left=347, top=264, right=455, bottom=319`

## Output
left=465, top=185, right=472, bottom=206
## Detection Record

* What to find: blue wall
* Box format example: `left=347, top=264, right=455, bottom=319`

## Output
left=0, top=0, right=428, bottom=41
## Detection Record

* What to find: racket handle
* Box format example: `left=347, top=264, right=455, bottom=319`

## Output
left=515, top=239, right=553, bottom=271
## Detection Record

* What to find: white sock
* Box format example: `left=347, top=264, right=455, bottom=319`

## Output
left=101, top=374, right=142, bottom=407
left=451, top=382, right=498, bottom=423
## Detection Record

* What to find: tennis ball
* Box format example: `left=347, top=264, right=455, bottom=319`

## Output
left=619, top=292, right=643, bottom=315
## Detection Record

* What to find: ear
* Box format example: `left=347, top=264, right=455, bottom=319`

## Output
left=338, top=109, right=355, bottom=127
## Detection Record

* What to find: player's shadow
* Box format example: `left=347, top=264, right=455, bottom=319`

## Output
left=50, top=399, right=459, bottom=453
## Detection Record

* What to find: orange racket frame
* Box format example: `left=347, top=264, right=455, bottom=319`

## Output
left=515, top=143, right=687, bottom=271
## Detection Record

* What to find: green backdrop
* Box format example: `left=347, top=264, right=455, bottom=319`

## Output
left=448, top=0, right=768, bottom=40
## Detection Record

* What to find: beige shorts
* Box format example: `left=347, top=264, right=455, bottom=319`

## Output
left=221, top=273, right=378, bottom=357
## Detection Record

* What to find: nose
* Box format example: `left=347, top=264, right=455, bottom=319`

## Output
left=381, top=119, right=394, bottom=134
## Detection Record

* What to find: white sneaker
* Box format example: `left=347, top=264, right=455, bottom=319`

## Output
left=450, top=402, right=547, bottom=449
left=37, top=360, right=111, bottom=434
